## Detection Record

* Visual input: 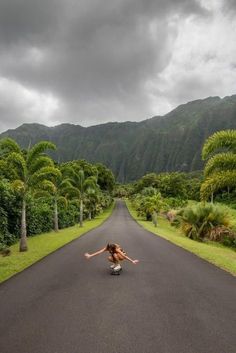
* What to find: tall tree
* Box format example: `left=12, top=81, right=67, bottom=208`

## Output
left=0, top=138, right=58, bottom=251
left=95, top=163, right=115, bottom=192
left=201, top=130, right=236, bottom=201
left=84, top=187, right=100, bottom=220
left=65, top=167, right=98, bottom=227
left=35, top=170, right=71, bottom=232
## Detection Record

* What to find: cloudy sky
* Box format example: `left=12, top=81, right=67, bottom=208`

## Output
left=0, top=0, right=235, bottom=132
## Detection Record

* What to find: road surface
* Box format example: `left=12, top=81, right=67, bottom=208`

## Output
left=0, top=200, right=235, bottom=353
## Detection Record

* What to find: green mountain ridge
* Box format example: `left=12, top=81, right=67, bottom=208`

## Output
left=1, top=95, right=236, bottom=182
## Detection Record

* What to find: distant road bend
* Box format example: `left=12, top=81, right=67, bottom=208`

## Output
left=0, top=200, right=235, bottom=353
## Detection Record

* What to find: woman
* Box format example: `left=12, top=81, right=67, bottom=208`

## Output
left=84, top=243, right=139, bottom=271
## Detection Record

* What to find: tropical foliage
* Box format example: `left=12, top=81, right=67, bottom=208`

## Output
left=201, top=130, right=236, bottom=201
left=0, top=138, right=114, bottom=253
left=129, top=140, right=236, bottom=248
left=0, top=138, right=58, bottom=251
left=133, top=171, right=202, bottom=201
left=172, top=203, right=235, bottom=246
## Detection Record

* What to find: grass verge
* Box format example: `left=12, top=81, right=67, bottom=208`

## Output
left=126, top=200, right=236, bottom=276
left=0, top=204, right=114, bottom=283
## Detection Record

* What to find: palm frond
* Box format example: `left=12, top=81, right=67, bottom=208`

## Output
left=7, top=152, right=27, bottom=180
left=28, top=156, right=55, bottom=174
left=202, top=130, right=236, bottom=160
left=11, top=179, right=25, bottom=193
left=30, top=167, right=61, bottom=186
left=60, top=178, right=74, bottom=189
left=204, top=153, right=236, bottom=177
left=58, top=196, right=68, bottom=208
left=84, top=176, right=98, bottom=190
left=201, top=171, right=236, bottom=200
left=0, top=138, right=21, bottom=157
left=37, top=180, right=56, bottom=194
left=27, top=141, right=56, bottom=166
left=63, top=185, right=80, bottom=198
left=33, top=190, right=51, bottom=199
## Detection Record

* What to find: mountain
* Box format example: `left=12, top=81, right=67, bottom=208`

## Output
left=1, top=95, right=236, bottom=182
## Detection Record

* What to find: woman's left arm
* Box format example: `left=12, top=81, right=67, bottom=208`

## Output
left=117, top=249, right=139, bottom=264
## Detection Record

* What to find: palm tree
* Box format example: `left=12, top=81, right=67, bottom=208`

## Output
left=85, top=187, right=100, bottom=220
left=64, top=167, right=98, bottom=227
left=35, top=170, right=71, bottom=232
left=0, top=138, right=58, bottom=251
left=201, top=130, right=236, bottom=201
left=136, top=192, right=167, bottom=221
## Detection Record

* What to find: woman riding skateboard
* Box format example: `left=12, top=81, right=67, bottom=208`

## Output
left=84, top=243, right=139, bottom=271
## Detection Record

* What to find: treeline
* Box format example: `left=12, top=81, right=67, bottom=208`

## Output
left=0, top=138, right=115, bottom=253
left=116, top=129, right=236, bottom=204
left=115, top=171, right=202, bottom=202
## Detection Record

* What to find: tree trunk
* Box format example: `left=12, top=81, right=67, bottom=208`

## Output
left=152, top=211, right=158, bottom=227
left=80, top=199, right=83, bottom=227
left=19, top=198, right=28, bottom=252
left=88, top=211, right=92, bottom=220
left=54, top=199, right=59, bottom=232
left=211, top=192, right=214, bottom=204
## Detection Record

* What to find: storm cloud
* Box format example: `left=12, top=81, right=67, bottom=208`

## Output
left=0, top=0, right=235, bottom=132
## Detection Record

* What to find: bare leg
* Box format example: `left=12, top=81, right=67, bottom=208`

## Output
left=108, top=255, right=117, bottom=264
left=113, top=254, right=122, bottom=266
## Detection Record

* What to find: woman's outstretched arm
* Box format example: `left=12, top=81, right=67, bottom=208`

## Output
left=84, top=247, right=107, bottom=259
left=116, top=249, right=139, bottom=264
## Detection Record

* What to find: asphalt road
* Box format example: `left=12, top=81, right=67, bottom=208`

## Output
left=0, top=200, right=236, bottom=353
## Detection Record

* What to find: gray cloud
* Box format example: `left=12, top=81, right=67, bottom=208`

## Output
left=0, top=0, right=235, bottom=131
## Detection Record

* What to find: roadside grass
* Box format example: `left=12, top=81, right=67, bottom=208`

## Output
left=0, top=204, right=114, bottom=283
left=126, top=200, right=236, bottom=276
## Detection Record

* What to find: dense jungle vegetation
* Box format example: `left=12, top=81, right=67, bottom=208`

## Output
left=1, top=128, right=236, bottom=258
left=0, top=138, right=115, bottom=253
left=121, top=130, right=236, bottom=248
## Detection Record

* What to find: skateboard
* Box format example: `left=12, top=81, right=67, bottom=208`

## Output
left=110, top=267, right=122, bottom=275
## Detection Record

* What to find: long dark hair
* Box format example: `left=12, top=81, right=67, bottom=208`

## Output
left=106, top=243, right=117, bottom=254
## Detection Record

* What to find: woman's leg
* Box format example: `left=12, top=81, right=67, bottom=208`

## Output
left=108, top=255, right=116, bottom=263
left=113, top=254, right=123, bottom=270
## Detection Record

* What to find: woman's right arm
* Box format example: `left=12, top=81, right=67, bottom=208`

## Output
left=84, top=247, right=106, bottom=259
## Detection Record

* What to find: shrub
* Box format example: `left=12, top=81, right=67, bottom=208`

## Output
left=58, top=202, right=79, bottom=229
left=0, top=242, right=11, bottom=256
left=26, top=198, right=53, bottom=235
left=131, top=192, right=169, bottom=221
left=175, top=203, right=233, bottom=241
left=165, top=197, right=187, bottom=209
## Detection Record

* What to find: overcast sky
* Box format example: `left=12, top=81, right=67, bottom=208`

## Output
left=0, top=0, right=235, bottom=132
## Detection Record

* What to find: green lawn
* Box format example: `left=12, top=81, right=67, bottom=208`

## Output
left=0, top=204, right=114, bottom=283
left=126, top=200, right=236, bottom=276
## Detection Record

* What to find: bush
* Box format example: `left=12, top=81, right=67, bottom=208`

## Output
left=0, top=242, right=11, bottom=256
left=0, top=181, right=20, bottom=245
left=174, top=203, right=233, bottom=241
left=26, top=198, right=53, bottom=235
left=165, top=197, right=187, bottom=209
left=209, top=225, right=236, bottom=246
left=58, top=202, right=79, bottom=229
